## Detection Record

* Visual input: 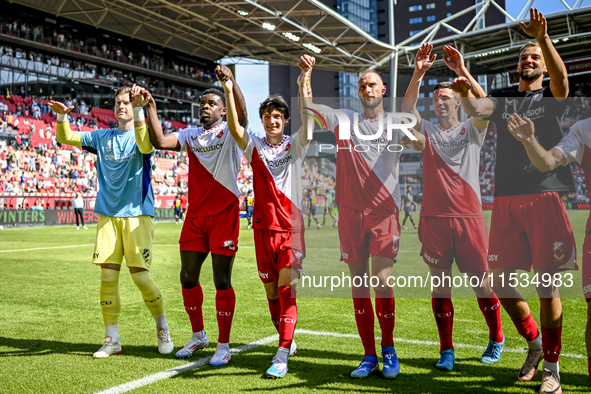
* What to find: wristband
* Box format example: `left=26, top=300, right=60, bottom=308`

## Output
left=134, top=107, right=145, bottom=122
left=57, top=113, right=66, bottom=122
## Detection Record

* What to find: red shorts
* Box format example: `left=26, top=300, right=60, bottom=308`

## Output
left=418, top=216, right=489, bottom=273
left=583, top=216, right=591, bottom=301
left=488, top=192, right=577, bottom=272
left=254, top=229, right=306, bottom=283
left=338, top=205, right=400, bottom=264
left=179, top=201, right=239, bottom=256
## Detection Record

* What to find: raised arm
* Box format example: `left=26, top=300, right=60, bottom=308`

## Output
left=507, top=113, right=566, bottom=171
left=48, top=100, right=82, bottom=148
left=402, top=43, right=436, bottom=133
left=144, top=92, right=181, bottom=151
left=297, top=54, right=322, bottom=113
left=130, top=85, right=153, bottom=154
left=521, top=8, right=569, bottom=98
left=297, top=65, right=314, bottom=147
left=442, top=45, right=486, bottom=98
left=451, top=77, right=494, bottom=118
left=219, top=77, right=248, bottom=150
left=215, top=65, right=248, bottom=127
left=402, top=128, right=426, bottom=152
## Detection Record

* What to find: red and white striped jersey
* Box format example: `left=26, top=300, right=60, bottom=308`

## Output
left=242, top=132, right=309, bottom=231
left=174, top=121, right=242, bottom=217
left=420, top=119, right=486, bottom=218
left=555, top=117, right=591, bottom=203
left=320, top=106, right=404, bottom=216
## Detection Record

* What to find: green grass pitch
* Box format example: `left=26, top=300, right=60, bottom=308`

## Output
left=1, top=210, right=590, bottom=393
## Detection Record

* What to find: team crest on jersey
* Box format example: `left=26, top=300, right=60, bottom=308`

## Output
left=460, top=126, right=466, bottom=135
left=217, top=130, right=224, bottom=138
left=106, top=140, right=112, bottom=152
left=285, top=143, right=291, bottom=151
left=553, top=241, right=566, bottom=260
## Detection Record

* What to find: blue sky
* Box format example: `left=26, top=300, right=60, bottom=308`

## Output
left=227, top=0, right=580, bottom=135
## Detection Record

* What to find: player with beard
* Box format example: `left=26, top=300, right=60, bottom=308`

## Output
left=453, top=8, right=575, bottom=394
left=299, top=54, right=425, bottom=379
left=402, top=43, right=504, bottom=372
left=505, top=113, right=591, bottom=382
left=144, top=65, right=248, bottom=366
left=218, top=65, right=311, bottom=378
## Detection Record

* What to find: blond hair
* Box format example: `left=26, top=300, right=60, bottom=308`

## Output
left=519, top=41, right=540, bottom=57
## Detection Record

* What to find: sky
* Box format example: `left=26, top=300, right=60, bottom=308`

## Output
left=222, top=0, right=582, bottom=136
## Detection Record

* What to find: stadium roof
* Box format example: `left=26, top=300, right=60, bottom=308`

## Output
left=372, top=3, right=591, bottom=77
left=11, top=0, right=396, bottom=73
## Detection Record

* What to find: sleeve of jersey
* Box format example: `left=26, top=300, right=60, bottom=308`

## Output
left=290, top=132, right=309, bottom=159
left=554, top=123, right=585, bottom=165
left=467, top=117, right=487, bottom=147
left=56, top=121, right=83, bottom=148
left=173, top=128, right=188, bottom=152
left=79, top=131, right=98, bottom=154
left=240, top=133, right=255, bottom=163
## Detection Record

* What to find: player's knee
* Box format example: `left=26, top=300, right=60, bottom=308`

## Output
left=101, top=268, right=120, bottom=285
left=180, top=269, right=198, bottom=289
left=213, top=273, right=232, bottom=290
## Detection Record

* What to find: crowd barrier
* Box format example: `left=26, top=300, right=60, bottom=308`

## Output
left=0, top=208, right=176, bottom=228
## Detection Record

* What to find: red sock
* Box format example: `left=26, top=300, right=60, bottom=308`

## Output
left=477, top=292, right=504, bottom=343
left=432, top=293, right=454, bottom=352
left=375, top=288, right=395, bottom=348
left=512, top=312, right=539, bottom=342
left=182, top=284, right=204, bottom=333
left=587, top=357, right=591, bottom=380
left=215, top=288, right=236, bottom=343
left=278, top=286, right=297, bottom=349
left=541, top=326, right=562, bottom=363
left=352, top=288, right=377, bottom=357
left=267, top=297, right=280, bottom=333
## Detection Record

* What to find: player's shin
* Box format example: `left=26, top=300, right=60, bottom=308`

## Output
left=215, top=288, right=236, bottom=343
left=267, top=297, right=281, bottom=333
left=432, top=292, right=454, bottom=352
left=183, top=284, right=205, bottom=332
left=352, top=287, right=377, bottom=357
left=375, top=287, right=395, bottom=348
left=477, top=291, right=504, bottom=343
left=131, top=271, right=167, bottom=328
left=278, top=285, right=297, bottom=351
left=100, top=268, right=121, bottom=330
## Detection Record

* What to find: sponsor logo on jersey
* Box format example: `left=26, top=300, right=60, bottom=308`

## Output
left=260, top=153, right=293, bottom=169
left=104, top=150, right=137, bottom=161
left=502, top=95, right=545, bottom=120
left=553, top=241, right=566, bottom=260
left=192, top=143, right=223, bottom=154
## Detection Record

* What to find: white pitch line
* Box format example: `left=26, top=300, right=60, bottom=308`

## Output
left=296, top=329, right=586, bottom=359
left=95, top=329, right=586, bottom=394
left=94, top=334, right=279, bottom=394
left=0, top=244, right=95, bottom=253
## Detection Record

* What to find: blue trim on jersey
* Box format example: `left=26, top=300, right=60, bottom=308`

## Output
left=142, top=153, right=152, bottom=205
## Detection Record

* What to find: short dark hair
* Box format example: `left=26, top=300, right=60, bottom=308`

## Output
left=433, top=81, right=459, bottom=97
left=259, top=94, right=290, bottom=121
left=201, top=88, right=225, bottom=106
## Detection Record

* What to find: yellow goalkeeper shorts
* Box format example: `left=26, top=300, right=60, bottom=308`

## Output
left=91, top=215, right=154, bottom=269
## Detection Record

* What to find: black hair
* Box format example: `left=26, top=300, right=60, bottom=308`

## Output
left=259, top=94, right=290, bottom=121
left=200, top=88, right=226, bottom=106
